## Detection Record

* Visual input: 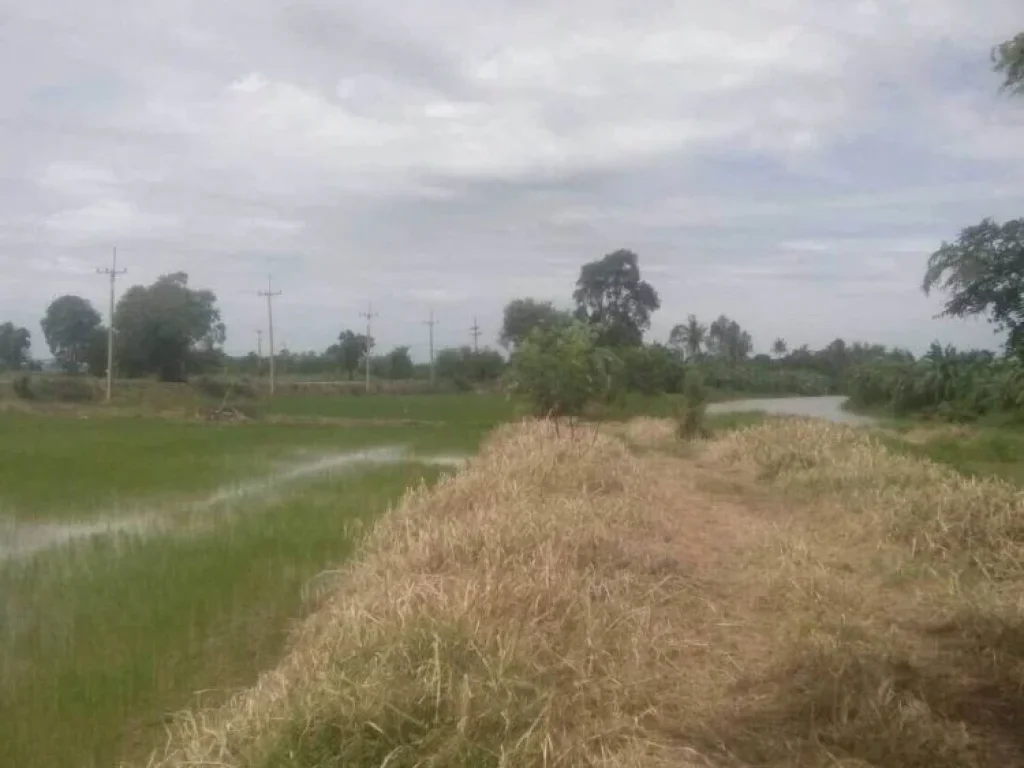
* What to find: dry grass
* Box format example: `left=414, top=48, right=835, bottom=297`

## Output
left=144, top=418, right=1024, bottom=767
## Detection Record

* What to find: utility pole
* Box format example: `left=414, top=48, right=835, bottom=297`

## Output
left=470, top=316, right=482, bottom=353
left=256, top=329, right=264, bottom=375
left=96, top=247, right=126, bottom=402
left=360, top=301, right=377, bottom=393
left=258, top=276, right=282, bottom=395
left=424, top=309, right=438, bottom=385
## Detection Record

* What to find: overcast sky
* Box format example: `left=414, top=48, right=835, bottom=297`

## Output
left=2, top=0, right=1023, bottom=360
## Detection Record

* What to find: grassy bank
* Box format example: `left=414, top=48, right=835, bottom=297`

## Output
left=144, top=417, right=1024, bottom=767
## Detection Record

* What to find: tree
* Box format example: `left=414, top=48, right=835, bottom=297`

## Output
left=114, top=273, right=224, bottom=381
left=771, top=338, right=788, bottom=358
left=84, top=327, right=109, bottom=377
left=41, top=295, right=103, bottom=373
left=669, top=315, right=707, bottom=360
left=922, top=218, right=1024, bottom=359
left=436, top=346, right=505, bottom=388
left=383, top=346, right=414, bottom=380
left=993, top=32, right=1024, bottom=95
left=619, top=343, right=684, bottom=394
left=508, top=321, right=622, bottom=423
left=499, top=298, right=571, bottom=350
left=335, top=330, right=372, bottom=380
left=0, top=322, right=31, bottom=370
left=707, top=315, right=753, bottom=363
left=573, top=249, right=660, bottom=347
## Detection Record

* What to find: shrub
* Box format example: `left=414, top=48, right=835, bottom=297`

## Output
left=11, top=375, right=95, bottom=402
left=12, top=375, right=33, bottom=400
left=675, top=368, right=709, bottom=440
left=191, top=376, right=256, bottom=401
left=508, top=321, right=621, bottom=427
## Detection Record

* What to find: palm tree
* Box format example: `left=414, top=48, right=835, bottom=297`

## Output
left=669, top=314, right=707, bottom=360
left=771, top=337, right=788, bottom=359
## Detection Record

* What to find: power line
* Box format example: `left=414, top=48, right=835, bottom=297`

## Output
left=424, top=309, right=438, bottom=385
left=258, top=276, right=282, bottom=395
left=470, top=316, right=482, bottom=353
left=96, top=247, right=127, bottom=403
left=360, top=301, right=378, bottom=393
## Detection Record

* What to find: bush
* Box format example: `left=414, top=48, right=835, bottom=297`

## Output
left=508, top=321, right=622, bottom=425
left=12, top=375, right=33, bottom=400
left=191, top=376, right=256, bottom=401
left=11, top=375, right=95, bottom=403
left=676, top=369, right=709, bottom=440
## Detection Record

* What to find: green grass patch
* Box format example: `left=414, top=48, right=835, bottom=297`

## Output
left=0, top=463, right=448, bottom=768
left=264, top=391, right=523, bottom=425
left=878, top=426, right=1024, bottom=487
left=0, top=411, right=484, bottom=519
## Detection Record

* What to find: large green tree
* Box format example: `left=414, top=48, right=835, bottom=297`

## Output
left=924, top=33, right=1024, bottom=358
left=499, top=298, right=571, bottom=350
left=0, top=322, right=31, bottom=370
left=41, top=295, right=102, bottom=373
left=114, top=273, right=224, bottom=381
left=994, top=32, right=1024, bottom=95
left=573, top=249, right=660, bottom=347
left=669, top=314, right=707, bottom=360
left=335, top=330, right=372, bottom=379
left=923, top=218, right=1024, bottom=358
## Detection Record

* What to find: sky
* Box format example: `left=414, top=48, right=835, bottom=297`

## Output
left=2, top=0, right=1023, bottom=361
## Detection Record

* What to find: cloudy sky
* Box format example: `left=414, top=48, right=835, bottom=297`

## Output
left=2, top=0, right=1023, bottom=360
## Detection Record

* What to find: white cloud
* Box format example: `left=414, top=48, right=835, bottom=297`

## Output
left=1, top=0, right=1023, bottom=357
left=45, top=199, right=177, bottom=241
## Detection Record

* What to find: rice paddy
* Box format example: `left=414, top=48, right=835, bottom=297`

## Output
left=0, top=405, right=486, bottom=767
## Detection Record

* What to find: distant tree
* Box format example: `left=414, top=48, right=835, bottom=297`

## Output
left=509, top=321, right=622, bottom=424
left=436, top=346, right=505, bottom=388
left=499, top=298, right=572, bottom=350
left=620, top=343, right=684, bottom=395
left=84, top=327, right=109, bottom=377
left=384, top=345, right=414, bottom=379
left=335, top=330, right=372, bottom=380
left=573, top=249, right=660, bottom=347
left=922, top=218, right=1024, bottom=359
left=669, top=314, right=707, bottom=360
left=0, top=322, right=31, bottom=370
left=114, top=273, right=224, bottom=381
left=41, top=295, right=103, bottom=373
left=994, top=32, right=1024, bottom=95
left=771, top=338, right=788, bottom=358
left=707, top=315, right=753, bottom=363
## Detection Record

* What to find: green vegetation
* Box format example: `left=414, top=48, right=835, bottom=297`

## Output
left=0, top=394, right=497, bottom=767
left=507, top=321, right=622, bottom=421
left=0, top=411, right=480, bottom=520
left=1, top=464, right=448, bottom=768
left=264, top=392, right=523, bottom=426
left=847, top=345, right=1024, bottom=422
